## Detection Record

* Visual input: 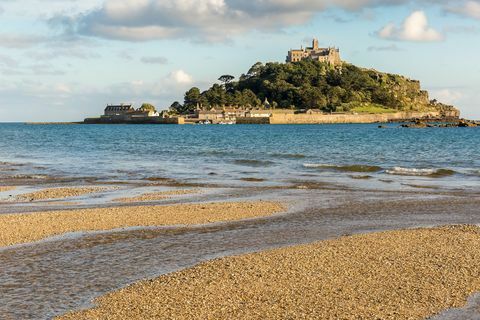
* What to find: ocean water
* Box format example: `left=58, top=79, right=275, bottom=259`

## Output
left=0, top=123, right=478, bottom=190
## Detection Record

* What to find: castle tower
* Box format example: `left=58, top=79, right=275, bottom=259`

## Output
left=312, top=38, right=319, bottom=50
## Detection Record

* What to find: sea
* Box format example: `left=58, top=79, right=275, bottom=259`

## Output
left=0, top=122, right=478, bottom=191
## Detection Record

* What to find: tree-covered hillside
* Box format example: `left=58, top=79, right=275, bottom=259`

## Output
left=170, top=60, right=457, bottom=115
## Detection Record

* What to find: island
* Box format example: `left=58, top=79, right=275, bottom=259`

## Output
left=84, top=39, right=460, bottom=125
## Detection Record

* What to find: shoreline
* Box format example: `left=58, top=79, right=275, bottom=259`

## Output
left=0, top=201, right=285, bottom=247
left=22, top=115, right=474, bottom=126
left=59, top=225, right=480, bottom=320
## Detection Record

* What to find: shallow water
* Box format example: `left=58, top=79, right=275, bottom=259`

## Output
left=0, top=188, right=479, bottom=319
left=431, top=294, right=480, bottom=320
left=0, top=123, right=478, bottom=190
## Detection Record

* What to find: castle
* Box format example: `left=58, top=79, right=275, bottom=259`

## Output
left=287, top=39, right=341, bottom=66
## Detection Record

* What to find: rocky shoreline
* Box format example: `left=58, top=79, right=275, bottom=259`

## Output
left=379, top=119, right=478, bottom=129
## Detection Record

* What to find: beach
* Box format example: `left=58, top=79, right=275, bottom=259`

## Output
left=0, top=200, right=284, bottom=247
left=59, top=225, right=480, bottom=320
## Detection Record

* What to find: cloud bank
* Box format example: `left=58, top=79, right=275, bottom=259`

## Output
left=51, top=0, right=450, bottom=42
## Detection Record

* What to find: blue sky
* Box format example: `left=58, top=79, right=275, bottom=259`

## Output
left=0, top=0, right=479, bottom=121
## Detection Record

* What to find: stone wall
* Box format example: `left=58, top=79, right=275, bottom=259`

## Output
left=259, top=111, right=443, bottom=125
left=236, top=117, right=271, bottom=124
left=84, top=117, right=185, bottom=124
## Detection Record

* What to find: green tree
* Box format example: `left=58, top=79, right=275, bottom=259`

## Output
left=140, top=103, right=157, bottom=112
left=184, top=87, right=207, bottom=112
left=169, top=101, right=183, bottom=114
left=204, top=84, right=227, bottom=107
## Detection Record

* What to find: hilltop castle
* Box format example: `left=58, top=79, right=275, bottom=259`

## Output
left=287, top=39, right=341, bottom=66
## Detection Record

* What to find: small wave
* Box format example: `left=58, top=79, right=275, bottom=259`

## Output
left=0, top=161, right=25, bottom=167
left=467, top=170, right=480, bottom=177
left=233, top=160, right=275, bottom=167
left=303, top=164, right=382, bottom=173
left=240, top=178, right=266, bottom=182
left=198, top=150, right=230, bottom=157
left=271, top=153, right=306, bottom=159
left=386, top=167, right=456, bottom=177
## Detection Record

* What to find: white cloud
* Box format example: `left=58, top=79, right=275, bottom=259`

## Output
left=106, top=70, right=194, bottom=102
left=169, top=70, right=193, bottom=85
left=378, top=11, right=444, bottom=42
left=448, top=1, right=480, bottom=20
left=431, top=89, right=463, bottom=105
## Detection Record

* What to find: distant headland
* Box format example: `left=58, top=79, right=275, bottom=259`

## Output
left=84, top=39, right=460, bottom=125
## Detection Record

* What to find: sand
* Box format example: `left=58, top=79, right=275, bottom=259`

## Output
left=0, top=201, right=284, bottom=247
left=59, top=225, right=480, bottom=320
left=0, top=186, right=15, bottom=192
left=16, top=187, right=107, bottom=201
left=114, top=189, right=200, bottom=203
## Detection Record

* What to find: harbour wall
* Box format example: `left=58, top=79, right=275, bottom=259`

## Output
left=238, top=111, right=459, bottom=125
left=84, top=117, right=185, bottom=125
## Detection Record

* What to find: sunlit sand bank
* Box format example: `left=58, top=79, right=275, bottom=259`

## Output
left=0, top=201, right=285, bottom=247
left=15, top=187, right=108, bottom=201
left=113, top=189, right=200, bottom=203
left=60, top=226, right=480, bottom=320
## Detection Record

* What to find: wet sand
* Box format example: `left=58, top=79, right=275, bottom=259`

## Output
left=16, top=187, right=108, bottom=201
left=0, top=201, right=284, bottom=247
left=113, top=189, right=200, bottom=203
left=60, top=225, right=480, bottom=320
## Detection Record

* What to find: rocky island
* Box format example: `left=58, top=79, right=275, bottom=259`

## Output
left=85, top=40, right=460, bottom=125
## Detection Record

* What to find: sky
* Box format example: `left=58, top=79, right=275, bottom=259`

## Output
left=0, top=0, right=479, bottom=121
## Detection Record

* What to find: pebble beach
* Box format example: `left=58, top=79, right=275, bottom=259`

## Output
left=60, top=225, right=480, bottom=320
left=0, top=200, right=284, bottom=247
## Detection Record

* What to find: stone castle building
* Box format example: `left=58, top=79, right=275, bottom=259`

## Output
left=287, top=39, right=341, bottom=66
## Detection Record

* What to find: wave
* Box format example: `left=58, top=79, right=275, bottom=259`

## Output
left=468, top=170, right=480, bottom=177
left=270, top=153, right=306, bottom=159
left=303, top=164, right=383, bottom=173
left=8, top=174, right=49, bottom=180
left=386, top=167, right=456, bottom=177
left=198, top=150, right=230, bottom=157
left=233, top=159, right=275, bottom=167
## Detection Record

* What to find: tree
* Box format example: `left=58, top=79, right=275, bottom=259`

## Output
left=169, top=101, right=183, bottom=114
left=184, top=87, right=207, bottom=113
left=218, top=75, right=235, bottom=92
left=246, top=62, right=264, bottom=78
left=204, top=84, right=227, bottom=106
left=241, top=89, right=261, bottom=107
left=140, top=103, right=156, bottom=112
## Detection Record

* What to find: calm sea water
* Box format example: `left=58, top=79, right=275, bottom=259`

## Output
left=0, top=123, right=478, bottom=190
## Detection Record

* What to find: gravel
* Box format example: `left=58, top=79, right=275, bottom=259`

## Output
left=113, top=189, right=200, bottom=203
left=0, top=201, right=284, bottom=247
left=59, top=225, right=480, bottom=320
left=15, top=187, right=108, bottom=201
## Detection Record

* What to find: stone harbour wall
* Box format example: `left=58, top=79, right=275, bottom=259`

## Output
left=267, top=111, right=444, bottom=125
